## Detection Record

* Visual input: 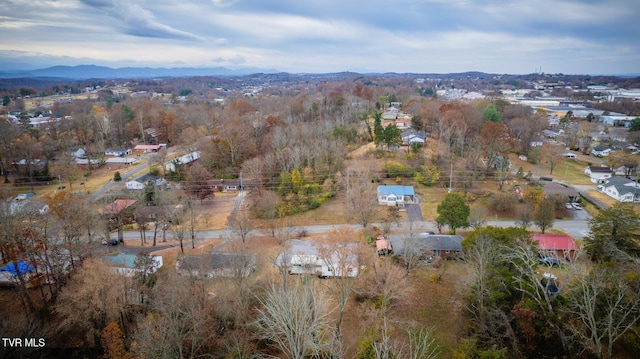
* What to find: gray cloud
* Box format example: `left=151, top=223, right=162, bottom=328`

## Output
left=80, top=0, right=203, bottom=41
left=0, top=0, right=638, bottom=74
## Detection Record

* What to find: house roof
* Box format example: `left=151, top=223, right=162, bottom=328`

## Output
left=377, top=185, right=415, bottom=196
left=0, top=261, right=34, bottom=276
left=532, top=234, right=578, bottom=251
left=134, top=144, right=162, bottom=150
left=99, top=199, right=136, bottom=215
left=131, top=173, right=160, bottom=183
left=587, top=166, right=612, bottom=173
left=593, top=145, right=612, bottom=152
left=600, top=176, right=639, bottom=196
left=417, top=234, right=463, bottom=251
left=389, top=234, right=463, bottom=255
left=542, top=182, right=579, bottom=197
left=178, top=253, right=256, bottom=272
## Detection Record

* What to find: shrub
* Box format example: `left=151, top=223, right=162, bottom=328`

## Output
left=113, top=171, right=122, bottom=182
left=384, top=161, right=415, bottom=178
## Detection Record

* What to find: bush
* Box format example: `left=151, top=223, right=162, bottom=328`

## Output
left=113, top=171, right=122, bottom=182
left=384, top=161, right=415, bottom=178
left=489, top=193, right=518, bottom=212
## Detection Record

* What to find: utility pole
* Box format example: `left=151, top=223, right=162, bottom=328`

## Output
left=448, top=162, right=453, bottom=193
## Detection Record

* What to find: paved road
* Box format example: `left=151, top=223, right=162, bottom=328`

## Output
left=108, top=218, right=591, bottom=254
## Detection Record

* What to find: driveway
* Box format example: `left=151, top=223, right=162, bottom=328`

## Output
left=405, top=204, right=424, bottom=222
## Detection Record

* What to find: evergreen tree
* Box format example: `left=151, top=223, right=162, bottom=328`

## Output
left=436, top=192, right=470, bottom=234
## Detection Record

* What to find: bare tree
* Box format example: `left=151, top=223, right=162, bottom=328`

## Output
left=563, top=264, right=640, bottom=359
left=54, top=258, right=133, bottom=347
left=515, top=202, right=535, bottom=229
left=256, top=278, right=333, bottom=359
left=132, top=272, right=217, bottom=358
left=318, top=228, right=361, bottom=340
left=346, top=164, right=380, bottom=229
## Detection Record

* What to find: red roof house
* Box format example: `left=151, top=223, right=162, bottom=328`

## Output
left=532, top=234, right=578, bottom=261
left=98, top=199, right=137, bottom=215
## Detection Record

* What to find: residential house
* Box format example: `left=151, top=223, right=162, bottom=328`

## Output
left=416, top=234, right=464, bottom=259
left=382, top=107, right=399, bottom=120
left=69, top=148, right=86, bottom=159
left=98, top=199, right=137, bottom=216
left=584, top=166, right=613, bottom=183
left=274, top=239, right=359, bottom=278
left=401, top=130, right=427, bottom=146
left=105, top=148, right=132, bottom=157
left=126, top=173, right=167, bottom=190
left=102, top=253, right=163, bottom=277
left=105, top=157, right=137, bottom=166
left=165, top=151, right=200, bottom=172
left=211, top=178, right=241, bottom=192
left=591, top=145, right=613, bottom=157
left=541, top=182, right=579, bottom=202
left=532, top=233, right=578, bottom=261
left=0, top=261, right=35, bottom=286
left=597, top=176, right=640, bottom=202
left=144, top=127, right=160, bottom=144
left=133, top=144, right=162, bottom=153
left=389, top=234, right=464, bottom=260
left=377, top=185, right=415, bottom=208
left=176, top=252, right=256, bottom=278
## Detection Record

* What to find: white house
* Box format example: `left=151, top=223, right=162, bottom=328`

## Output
left=591, top=146, right=613, bottom=157
left=69, top=148, right=86, bottom=158
left=105, top=148, right=132, bottom=157
left=165, top=151, right=200, bottom=172
left=274, top=240, right=359, bottom=278
left=401, top=130, right=427, bottom=146
left=377, top=185, right=415, bottom=208
left=126, top=173, right=167, bottom=190
left=597, top=176, right=640, bottom=203
left=102, top=253, right=163, bottom=277
left=584, top=166, right=613, bottom=183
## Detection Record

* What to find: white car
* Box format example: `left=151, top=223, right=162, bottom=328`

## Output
left=571, top=203, right=583, bottom=210
left=565, top=203, right=573, bottom=209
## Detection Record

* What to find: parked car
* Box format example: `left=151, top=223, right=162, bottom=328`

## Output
left=565, top=203, right=573, bottom=209
left=102, top=238, right=118, bottom=246
left=571, top=203, right=583, bottom=210
left=539, top=257, right=562, bottom=267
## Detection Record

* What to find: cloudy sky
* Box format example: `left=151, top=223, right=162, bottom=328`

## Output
left=1, top=0, right=639, bottom=74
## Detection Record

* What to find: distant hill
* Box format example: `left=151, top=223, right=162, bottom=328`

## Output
left=0, top=65, right=279, bottom=80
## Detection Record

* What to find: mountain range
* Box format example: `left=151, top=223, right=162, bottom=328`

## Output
left=0, top=65, right=279, bottom=80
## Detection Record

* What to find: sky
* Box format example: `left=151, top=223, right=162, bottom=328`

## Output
left=1, top=0, right=639, bottom=75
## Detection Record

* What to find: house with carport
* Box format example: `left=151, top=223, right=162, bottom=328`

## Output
left=532, top=233, right=578, bottom=261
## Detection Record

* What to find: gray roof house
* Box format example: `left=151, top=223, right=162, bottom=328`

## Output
left=598, top=176, right=640, bottom=203
left=126, top=173, right=167, bottom=190
left=389, top=234, right=464, bottom=260
left=176, top=252, right=256, bottom=278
